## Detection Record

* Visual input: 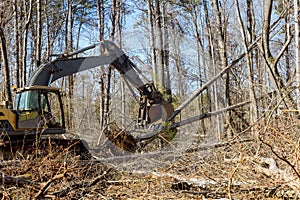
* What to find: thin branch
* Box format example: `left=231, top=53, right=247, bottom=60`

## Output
left=33, top=171, right=67, bottom=199
left=273, top=27, right=293, bottom=67
left=258, top=135, right=300, bottom=179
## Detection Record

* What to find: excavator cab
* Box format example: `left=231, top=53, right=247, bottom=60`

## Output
left=12, top=86, right=65, bottom=135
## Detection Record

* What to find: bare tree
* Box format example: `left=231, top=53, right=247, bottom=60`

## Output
left=170, top=17, right=184, bottom=98
left=203, top=0, right=221, bottom=139
left=35, top=0, right=42, bottom=68
left=154, top=0, right=165, bottom=89
left=115, top=0, right=126, bottom=125
left=182, top=1, right=209, bottom=133
left=147, top=0, right=157, bottom=85
left=97, top=0, right=106, bottom=134
left=295, top=0, right=300, bottom=110
left=13, top=0, right=20, bottom=88
left=212, top=0, right=232, bottom=137
left=234, top=0, right=258, bottom=123
left=103, top=0, right=118, bottom=128
left=0, top=27, right=12, bottom=104
left=162, top=1, right=171, bottom=102
left=0, top=1, right=13, bottom=103
left=21, top=0, right=32, bottom=87
left=261, top=0, right=293, bottom=109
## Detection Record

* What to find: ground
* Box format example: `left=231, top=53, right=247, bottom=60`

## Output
left=1, top=114, right=300, bottom=199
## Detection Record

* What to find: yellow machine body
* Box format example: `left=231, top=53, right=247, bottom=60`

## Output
left=0, top=108, right=17, bottom=130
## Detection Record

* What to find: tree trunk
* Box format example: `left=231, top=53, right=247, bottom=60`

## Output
left=102, top=0, right=118, bottom=127
left=13, top=0, right=20, bottom=88
left=171, top=20, right=184, bottom=98
left=262, top=0, right=273, bottom=62
left=35, top=0, right=42, bottom=68
left=234, top=0, right=258, bottom=124
left=21, top=0, right=32, bottom=87
left=104, top=65, right=112, bottom=127
left=97, top=0, right=105, bottom=133
left=115, top=1, right=126, bottom=126
left=65, top=0, right=75, bottom=130
left=162, top=1, right=171, bottom=102
left=295, top=0, right=300, bottom=110
left=44, top=0, right=51, bottom=60
left=212, top=0, right=231, bottom=137
left=284, top=3, right=290, bottom=84
left=154, top=0, right=165, bottom=89
left=190, top=3, right=206, bottom=134
left=0, top=27, right=12, bottom=103
left=203, top=0, right=221, bottom=140
left=262, top=0, right=294, bottom=109
left=147, top=0, right=157, bottom=85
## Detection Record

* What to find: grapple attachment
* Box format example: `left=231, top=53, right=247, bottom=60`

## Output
left=148, top=101, right=174, bottom=124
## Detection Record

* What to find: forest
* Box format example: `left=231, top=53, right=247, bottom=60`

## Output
left=1, top=0, right=300, bottom=199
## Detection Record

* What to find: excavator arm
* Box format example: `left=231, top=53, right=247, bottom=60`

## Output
left=28, top=40, right=173, bottom=126
left=29, top=41, right=145, bottom=89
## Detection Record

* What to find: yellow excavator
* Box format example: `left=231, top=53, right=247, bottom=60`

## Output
left=0, top=39, right=251, bottom=158
left=0, top=40, right=174, bottom=152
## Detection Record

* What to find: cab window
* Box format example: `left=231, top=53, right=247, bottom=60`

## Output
left=45, top=91, right=63, bottom=125
left=13, top=93, right=20, bottom=109
left=17, top=90, right=40, bottom=111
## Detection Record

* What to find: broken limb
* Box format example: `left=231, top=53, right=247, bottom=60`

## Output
left=170, top=100, right=251, bottom=129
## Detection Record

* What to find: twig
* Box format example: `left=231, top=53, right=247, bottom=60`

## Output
left=52, top=168, right=112, bottom=197
left=88, top=168, right=112, bottom=187
left=227, top=162, right=241, bottom=200
left=258, top=135, right=300, bottom=179
left=33, top=171, right=66, bottom=199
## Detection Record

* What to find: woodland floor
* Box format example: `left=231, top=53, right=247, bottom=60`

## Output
left=1, top=114, right=300, bottom=199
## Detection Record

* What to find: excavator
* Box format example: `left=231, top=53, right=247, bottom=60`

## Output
left=0, top=40, right=175, bottom=156
left=0, top=40, right=250, bottom=159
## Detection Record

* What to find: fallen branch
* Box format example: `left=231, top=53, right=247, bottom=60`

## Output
left=186, top=139, right=254, bottom=153
left=171, top=100, right=251, bottom=129
left=1, top=173, right=39, bottom=188
left=52, top=168, right=112, bottom=198
left=33, top=171, right=66, bottom=199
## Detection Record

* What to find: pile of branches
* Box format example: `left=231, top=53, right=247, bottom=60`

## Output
left=0, top=141, right=113, bottom=199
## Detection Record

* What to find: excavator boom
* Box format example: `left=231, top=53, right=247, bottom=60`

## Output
left=29, top=41, right=149, bottom=94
